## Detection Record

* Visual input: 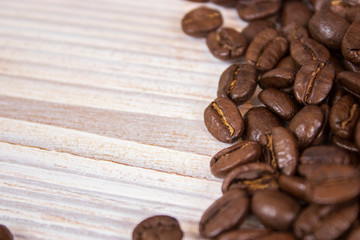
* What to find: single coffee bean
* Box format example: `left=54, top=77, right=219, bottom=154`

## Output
left=346, top=4, right=360, bottom=22
left=217, top=228, right=271, bottom=240
left=246, top=29, right=288, bottom=72
left=290, top=37, right=330, bottom=66
left=221, top=162, right=277, bottom=194
left=206, top=27, right=248, bottom=60
left=0, top=225, right=13, bottom=240
left=342, top=21, right=360, bottom=66
left=337, top=71, right=360, bottom=99
left=329, top=94, right=360, bottom=139
left=294, top=60, right=335, bottom=105
left=288, top=105, right=324, bottom=149
left=210, top=0, right=238, bottom=7
left=278, top=175, right=307, bottom=200
left=252, top=190, right=300, bottom=230
left=210, top=140, right=261, bottom=178
left=258, top=88, right=299, bottom=121
left=356, top=119, right=360, bottom=150
left=236, top=0, right=281, bottom=21
left=306, top=164, right=360, bottom=205
left=294, top=201, right=359, bottom=240
left=181, top=7, right=222, bottom=37
left=204, top=97, right=244, bottom=143
left=259, top=68, right=296, bottom=91
left=309, top=10, right=350, bottom=50
left=199, top=189, right=249, bottom=238
left=311, top=103, right=330, bottom=145
left=280, top=1, right=312, bottom=28
left=132, top=215, right=183, bottom=240
left=251, top=232, right=296, bottom=240
left=281, top=23, right=309, bottom=43
left=348, top=226, right=360, bottom=240
left=241, top=20, right=275, bottom=43
left=332, top=135, right=360, bottom=153
left=217, top=64, right=257, bottom=105
left=244, top=107, right=282, bottom=142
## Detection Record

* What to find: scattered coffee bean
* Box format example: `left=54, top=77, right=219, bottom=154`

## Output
left=236, top=0, right=281, bottom=22
left=0, top=225, right=13, bottom=240
left=259, top=68, right=296, bottom=91
left=337, top=71, right=360, bottom=98
left=280, top=1, right=312, bottom=28
left=332, top=134, right=360, bottom=153
left=241, top=20, right=275, bottom=43
left=290, top=37, right=330, bottom=66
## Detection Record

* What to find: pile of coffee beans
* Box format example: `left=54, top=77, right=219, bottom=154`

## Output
left=0, top=224, right=13, bottom=240
left=132, top=0, right=360, bottom=239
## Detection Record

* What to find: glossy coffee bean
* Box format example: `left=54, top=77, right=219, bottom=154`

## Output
left=252, top=232, right=295, bottom=240
left=199, top=189, right=249, bottom=238
left=236, top=0, right=281, bottom=21
left=204, top=97, right=244, bottom=143
left=210, top=140, right=261, bottom=178
left=242, top=20, right=275, bottom=43
left=332, top=135, right=360, bottom=153
left=290, top=37, right=330, bottom=66
left=217, top=228, right=271, bottom=240
left=0, top=225, right=13, bottom=240
left=342, top=21, right=360, bottom=65
left=210, top=0, right=238, bottom=7
left=252, top=190, right=300, bottom=230
left=217, top=64, right=257, bottom=105
left=181, top=7, right=222, bottom=37
left=206, top=28, right=248, bottom=60
left=278, top=175, right=307, bottom=200
left=246, top=29, right=288, bottom=72
left=280, top=1, right=312, bottom=28
left=337, top=71, right=360, bottom=98
left=259, top=68, right=296, bottom=91
left=294, top=60, right=335, bottom=105
left=356, top=119, right=360, bottom=151
left=132, top=215, right=183, bottom=240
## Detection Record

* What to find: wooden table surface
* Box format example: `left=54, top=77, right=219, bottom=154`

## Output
left=0, top=0, right=258, bottom=239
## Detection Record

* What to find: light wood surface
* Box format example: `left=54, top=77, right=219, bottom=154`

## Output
left=0, top=0, right=259, bottom=239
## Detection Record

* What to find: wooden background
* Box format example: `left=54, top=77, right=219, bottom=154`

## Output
left=0, top=0, right=258, bottom=239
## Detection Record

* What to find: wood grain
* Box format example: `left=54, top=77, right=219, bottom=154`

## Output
left=0, top=0, right=256, bottom=239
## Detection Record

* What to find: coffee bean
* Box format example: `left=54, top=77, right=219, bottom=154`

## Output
left=259, top=68, right=296, bottom=91
left=252, top=232, right=296, bottom=240
left=246, top=29, right=288, bottom=72
left=241, top=20, right=275, bottom=43
left=342, top=21, right=360, bottom=66
left=210, top=140, right=261, bottom=178
left=132, top=215, right=183, bottom=240
left=276, top=56, right=299, bottom=71
left=280, top=1, right=312, bottom=28
left=252, top=190, right=300, bottom=230
left=288, top=105, right=324, bottom=149
left=217, top=64, right=257, bottom=105
left=0, top=225, right=13, bottom=240
left=332, top=135, right=360, bottom=153
left=181, top=7, right=222, bottom=37
left=204, top=97, right=244, bottom=143
left=344, top=58, right=360, bottom=73
left=310, top=0, right=331, bottom=12
left=281, top=23, right=309, bottom=43
left=337, top=71, right=360, bottom=98
left=236, top=0, right=281, bottom=21
left=258, top=88, right=299, bottom=121
left=312, top=103, right=330, bottom=145
left=294, top=60, right=335, bottom=105
left=206, top=27, right=248, bottom=60
left=199, top=189, right=249, bottom=238
left=356, top=119, right=360, bottom=150
left=348, top=226, right=360, bottom=240
left=221, top=162, right=277, bottom=194
left=210, top=0, right=238, bottom=7
left=217, top=228, right=271, bottom=240
left=278, top=175, right=307, bottom=200
left=290, top=37, right=330, bottom=66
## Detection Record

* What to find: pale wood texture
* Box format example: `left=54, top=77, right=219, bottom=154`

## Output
left=0, top=0, right=259, bottom=239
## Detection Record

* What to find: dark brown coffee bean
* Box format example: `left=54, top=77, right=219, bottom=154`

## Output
left=210, top=0, right=238, bottom=7
left=181, top=7, right=222, bottom=37
left=342, top=21, right=360, bottom=66
left=217, top=64, right=257, bottom=105
left=132, top=215, right=183, bottom=240
left=348, top=226, right=360, bottom=240
left=244, top=107, right=282, bottom=142
left=309, top=10, right=350, bottom=50
left=280, top=1, right=312, bottom=28
left=294, top=60, right=335, bottom=105
left=217, top=228, right=271, bottom=240
left=329, top=95, right=360, bottom=139
left=306, top=164, right=360, bottom=204
left=210, top=140, right=261, bottom=178
left=246, top=29, right=288, bottom=72
left=252, top=232, right=296, bottom=240
left=259, top=68, right=296, bottom=91
left=278, top=175, right=307, bottom=200
left=312, top=103, right=330, bottom=145
left=276, top=56, right=299, bottom=71
left=222, top=162, right=277, bottom=194
left=236, top=0, right=281, bottom=21
left=294, top=201, right=359, bottom=240
left=346, top=4, right=360, bottom=22
left=337, top=71, right=360, bottom=99
left=206, top=28, right=248, bottom=60
left=199, top=189, right=249, bottom=238
left=281, top=23, right=309, bottom=43
left=204, top=97, right=244, bottom=143
left=258, top=88, right=299, bottom=121
left=0, top=225, right=13, bottom=240
left=242, top=20, right=275, bottom=43
left=290, top=37, right=331, bottom=66
left=332, top=135, right=360, bottom=153
left=356, top=119, right=360, bottom=150
left=252, top=190, right=301, bottom=230
left=288, top=105, right=324, bottom=149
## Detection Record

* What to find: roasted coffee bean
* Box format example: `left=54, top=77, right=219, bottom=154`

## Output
left=348, top=226, right=360, bottom=240
left=210, top=0, right=238, bottom=7
left=290, top=37, right=330, bottom=66
left=222, top=162, right=277, bottom=194
left=356, top=119, right=360, bottom=150
left=252, top=232, right=295, bottom=240
left=206, top=27, right=248, bottom=60
left=329, top=94, right=360, bottom=139
left=309, top=10, right=350, bottom=50
left=294, top=201, right=359, bottom=240
left=288, top=105, right=324, bottom=149
left=281, top=23, right=309, bottom=43
left=199, top=189, right=249, bottom=238
left=210, top=140, right=261, bottom=178
left=132, top=215, right=183, bottom=240
left=278, top=175, right=307, bottom=200
left=181, top=7, right=222, bottom=37
left=246, top=29, right=288, bottom=72
left=217, top=64, right=257, bottom=105
left=312, top=103, right=330, bottom=145
left=337, top=71, right=360, bottom=98
left=236, top=0, right=281, bottom=21
left=277, top=56, right=299, bottom=71
left=241, top=20, right=275, bottom=43
left=346, top=4, right=360, bottom=22
left=258, top=88, right=299, bottom=121
left=244, top=107, right=282, bottom=142
left=294, top=60, right=335, bottom=105
left=280, top=1, right=312, bottom=28
left=306, top=164, right=360, bottom=204
left=259, top=68, right=296, bottom=91
left=252, top=190, right=300, bottom=230
left=332, top=135, right=360, bottom=153
left=344, top=58, right=360, bottom=73
left=217, top=228, right=271, bottom=240
left=0, top=225, right=13, bottom=240
left=204, top=97, right=244, bottom=143
left=342, top=21, right=360, bottom=66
